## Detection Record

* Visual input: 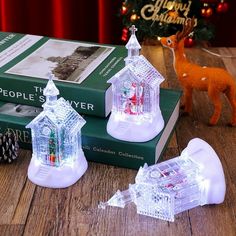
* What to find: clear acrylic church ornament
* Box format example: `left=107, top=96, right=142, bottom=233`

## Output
left=99, top=138, right=226, bottom=222
left=26, top=74, right=88, bottom=188
left=107, top=25, right=165, bottom=142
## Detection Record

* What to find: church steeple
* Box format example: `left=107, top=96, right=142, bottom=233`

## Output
left=124, top=25, right=141, bottom=65
left=43, top=73, right=59, bottom=110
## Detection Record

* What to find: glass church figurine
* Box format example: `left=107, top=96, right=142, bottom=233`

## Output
left=107, top=25, right=165, bottom=142
left=26, top=74, right=88, bottom=188
left=99, top=138, right=226, bottom=222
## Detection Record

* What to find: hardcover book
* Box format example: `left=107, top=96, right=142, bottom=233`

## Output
left=0, top=32, right=126, bottom=117
left=0, top=88, right=181, bottom=169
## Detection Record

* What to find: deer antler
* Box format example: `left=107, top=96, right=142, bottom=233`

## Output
left=176, top=17, right=195, bottom=42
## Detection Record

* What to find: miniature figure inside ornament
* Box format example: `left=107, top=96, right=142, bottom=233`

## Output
left=99, top=138, right=226, bottom=222
left=107, top=25, right=165, bottom=142
left=26, top=74, right=88, bottom=188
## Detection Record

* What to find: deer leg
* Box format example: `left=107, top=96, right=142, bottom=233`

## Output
left=183, top=87, right=193, bottom=114
left=208, top=88, right=222, bottom=125
left=225, top=87, right=236, bottom=126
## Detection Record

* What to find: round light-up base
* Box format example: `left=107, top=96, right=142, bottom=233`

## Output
left=107, top=112, right=164, bottom=142
left=181, top=138, right=226, bottom=205
left=28, top=151, right=88, bottom=188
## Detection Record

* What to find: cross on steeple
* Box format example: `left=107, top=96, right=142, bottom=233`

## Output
left=129, top=25, right=137, bottom=35
left=125, top=25, right=141, bottom=65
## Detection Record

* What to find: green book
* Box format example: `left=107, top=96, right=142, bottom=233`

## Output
left=0, top=32, right=126, bottom=117
left=0, top=88, right=181, bottom=169
left=0, top=102, right=37, bottom=150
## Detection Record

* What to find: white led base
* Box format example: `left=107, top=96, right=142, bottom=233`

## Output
left=107, top=112, right=164, bottom=142
left=28, top=151, right=88, bottom=188
left=181, top=138, right=226, bottom=205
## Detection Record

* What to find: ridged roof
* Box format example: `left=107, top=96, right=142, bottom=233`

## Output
left=108, top=55, right=164, bottom=88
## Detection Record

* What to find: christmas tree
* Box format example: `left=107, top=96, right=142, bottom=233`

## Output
left=120, top=0, right=229, bottom=46
left=49, top=130, right=57, bottom=165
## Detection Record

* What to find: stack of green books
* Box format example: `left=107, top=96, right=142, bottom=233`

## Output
left=0, top=31, right=181, bottom=169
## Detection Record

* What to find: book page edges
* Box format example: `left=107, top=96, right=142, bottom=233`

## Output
left=155, top=100, right=180, bottom=162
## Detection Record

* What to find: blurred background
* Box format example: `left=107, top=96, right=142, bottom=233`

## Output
left=0, top=0, right=235, bottom=46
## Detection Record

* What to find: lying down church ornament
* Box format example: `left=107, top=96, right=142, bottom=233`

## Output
left=107, top=25, right=165, bottom=142
left=26, top=74, right=88, bottom=188
left=99, top=138, right=226, bottom=222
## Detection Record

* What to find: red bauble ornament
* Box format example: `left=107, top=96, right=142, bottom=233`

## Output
left=206, top=7, right=213, bottom=17
left=216, top=2, right=229, bottom=13
left=184, top=37, right=194, bottom=48
left=223, top=2, right=229, bottom=12
left=121, top=5, right=128, bottom=15
left=121, top=28, right=129, bottom=42
left=216, top=3, right=224, bottom=13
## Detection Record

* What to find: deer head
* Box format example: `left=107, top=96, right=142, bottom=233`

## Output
left=160, top=18, right=195, bottom=49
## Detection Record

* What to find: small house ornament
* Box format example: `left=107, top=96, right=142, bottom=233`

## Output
left=107, top=25, right=165, bottom=142
left=99, top=138, right=226, bottom=222
left=26, top=74, right=88, bottom=188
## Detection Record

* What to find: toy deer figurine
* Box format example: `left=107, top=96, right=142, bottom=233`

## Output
left=160, top=19, right=236, bottom=126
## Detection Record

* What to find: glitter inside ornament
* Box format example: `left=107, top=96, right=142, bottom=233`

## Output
left=26, top=74, right=88, bottom=188
left=99, top=138, right=226, bottom=222
left=107, top=25, right=165, bottom=142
